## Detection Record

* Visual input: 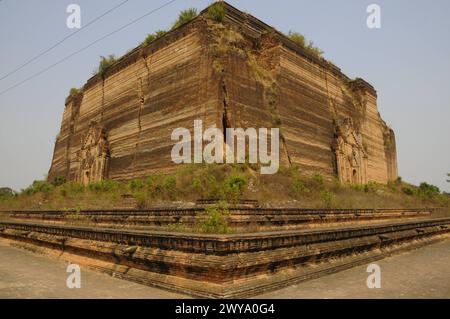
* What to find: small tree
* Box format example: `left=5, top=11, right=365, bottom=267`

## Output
left=0, top=187, right=15, bottom=199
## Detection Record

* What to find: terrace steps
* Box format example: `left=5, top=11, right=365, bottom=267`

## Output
left=0, top=207, right=448, bottom=298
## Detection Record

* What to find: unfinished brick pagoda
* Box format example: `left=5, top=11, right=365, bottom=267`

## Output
left=48, top=2, right=398, bottom=185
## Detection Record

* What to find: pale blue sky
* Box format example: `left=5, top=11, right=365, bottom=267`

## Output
left=0, top=0, right=449, bottom=192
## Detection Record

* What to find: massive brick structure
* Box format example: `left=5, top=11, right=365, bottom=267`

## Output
left=48, top=2, right=397, bottom=185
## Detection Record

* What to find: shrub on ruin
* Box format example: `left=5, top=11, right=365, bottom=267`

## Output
left=171, top=8, right=198, bottom=30
left=418, top=182, right=440, bottom=199
left=387, top=181, right=399, bottom=193
left=292, top=179, right=309, bottom=194
left=0, top=187, right=15, bottom=199
left=401, top=186, right=415, bottom=196
left=128, top=179, right=145, bottom=192
left=223, top=175, right=247, bottom=199
left=199, top=202, right=231, bottom=234
left=320, top=190, right=335, bottom=208
left=287, top=31, right=324, bottom=58
left=202, top=175, right=222, bottom=199
left=191, top=178, right=202, bottom=191
left=88, top=180, right=120, bottom=192
left=146, top=176, right=163, bottom=197
left=305, top=41, right=324, bottom=57
left=69, top=87, right=80, bottom=96
left=288, top=31, right=306, bottom=47
left=59, top=182, right=84, bottom=197
left=132, top=191, right=147, bottom=209
left=364, top=181, right=382, bottom=193
left=312, top=174, right=324, bottom=188
left=208, top=2, right=226, bottom=22
left=52, top=175, right=66, bottom=186
left=163, top=176, right=178, bottom=200
left=96, top=55, right=118, bottom=76
left=144, top=30, right=167, bottom=45
left=22, top=180, right=53, bottom=196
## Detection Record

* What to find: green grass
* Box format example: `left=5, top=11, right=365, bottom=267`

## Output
left=171, top=8, right=198, bottom=30
left=1, top=165, right=449, bottom=214
left=287, top=31, right=324, bottom=58
left=207, top=2, right=226, bottom=22
left=143, top=30, right=167, bottom=45
left=198, top=201, right=232, bottom=234
left=69, top=88, right=80, bottom=96
left=95, top=55, right=118, bottom=76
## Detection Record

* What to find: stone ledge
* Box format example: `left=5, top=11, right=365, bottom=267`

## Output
left=1, top=218, right=450, bottom=298
left=1, top=208, right=433, bottom=231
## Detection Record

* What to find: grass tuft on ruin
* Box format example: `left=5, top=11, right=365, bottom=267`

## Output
left=143, top=30, right=167, bottom=45
left=171, top=8, right=198, bottom=30
left=95, top=55, right=118, bottom=76
left=287, top=31, right=324, bottom=58
left=207, top=2, right=226, bottom=22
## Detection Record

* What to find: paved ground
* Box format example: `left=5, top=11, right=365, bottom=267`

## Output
left=0, top=243, right=185, bottom=299
left=1, top=240, right=450, bottom=299
left=258, top=239, right=450, bottom=299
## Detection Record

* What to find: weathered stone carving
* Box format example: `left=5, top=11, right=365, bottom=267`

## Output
left=333, top=118, right=368, bottom=184
left=76, top=122, right=110, bottom=185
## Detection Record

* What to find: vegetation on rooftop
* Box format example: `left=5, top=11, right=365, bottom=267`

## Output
left=94, top=54, right=118, bottom=76
left=207, top=1, right=226, bottom=22
left=199, top=201, right=232, bottom=234
left=171, top=8, right=198, bottom=30
left=69, top=87, right=80, bottom=96
left=287, top=31, right=324, bottom=58
left=143, top=29, right=167, bottom=46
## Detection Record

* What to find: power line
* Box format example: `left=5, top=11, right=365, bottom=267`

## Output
left=0, top=0, right=130, bottom=82
left=0, top=0, right=178, bottom=97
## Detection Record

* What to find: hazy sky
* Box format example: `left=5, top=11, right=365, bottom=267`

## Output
left=0, top=0, right=449, bottom=192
